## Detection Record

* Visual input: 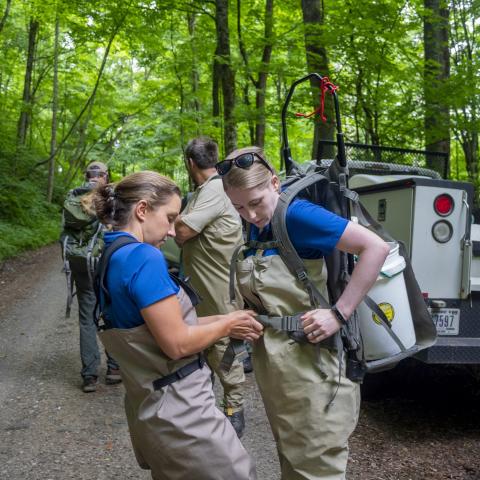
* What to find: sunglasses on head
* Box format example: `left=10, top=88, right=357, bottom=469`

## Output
left=86, top=170, right=106, bottom=179
left=215, top=152, right=273, bottom=176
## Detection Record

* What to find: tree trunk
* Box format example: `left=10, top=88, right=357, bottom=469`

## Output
left=170, top=17, right=186, bottom=154
left=188, top=13, right=201, bottom=133
left=215, top=0, right=236, bottom=155
left=237, top=0, right=274, bottom=149
left=424, top=0, right=450, bottom=173
left=38, top=17, right=125, bottom=173
left=212, top=51, right=221, bottom=120
left=47, top=17, right=60, bottom=203
left=244, top=83, right=255, bottom=145
left=0, top=0, right=12, bottom=35
left=461, top=132, right=478, bottom=184
left=17, top=19, right=39, bottom=148
left=254, top=0, right=274, bottom=148
left=355, top=71, right=381, bottom=157
left=301, top=0, right=334, bottom=160
left=451, top=0, right=478, bottom=185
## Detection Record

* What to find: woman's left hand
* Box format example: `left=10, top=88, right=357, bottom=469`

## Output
left=301, top=309, right=343, bottom=343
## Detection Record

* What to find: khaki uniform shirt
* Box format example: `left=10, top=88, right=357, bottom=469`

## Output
left=181, top=175, right=243, bottom=317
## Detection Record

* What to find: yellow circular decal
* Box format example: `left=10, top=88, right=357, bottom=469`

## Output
left=372, top=302, right=395, bottom=325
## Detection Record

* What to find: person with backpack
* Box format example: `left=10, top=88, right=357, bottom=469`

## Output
left=216, top=146, right=390, bottom=480
left=60, top=161, right=121, bottom=393
left=174, top=136, right=249, bottom=437
left=91, top=171, right=260, bottom=479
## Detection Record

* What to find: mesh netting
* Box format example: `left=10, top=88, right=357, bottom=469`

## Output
left=318, top=140, right=448, bottom=179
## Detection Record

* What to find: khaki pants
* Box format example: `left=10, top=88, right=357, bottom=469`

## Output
left=205, top=336, right=245, bottom=412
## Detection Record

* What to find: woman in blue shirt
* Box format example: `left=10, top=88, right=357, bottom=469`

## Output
left=93, top=171, right=260, bottom=480
left=216, top=147, right=389, bottom=480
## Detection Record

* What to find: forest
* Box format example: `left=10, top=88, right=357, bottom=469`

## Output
left=0, top=0, right=478, bottom=260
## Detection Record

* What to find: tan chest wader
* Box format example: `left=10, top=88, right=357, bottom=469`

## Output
left=181, top=176, right=246, bottom=413
left=233, top=241, right=360, bottom=480
left=181, top=175, right=244, bottom=317
left=95, top=237, right=256, bottom=480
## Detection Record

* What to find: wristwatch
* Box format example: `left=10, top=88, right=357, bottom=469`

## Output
left=331, top=304, right=348, bottom=325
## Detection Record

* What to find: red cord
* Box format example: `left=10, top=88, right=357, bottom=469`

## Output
left=295, top=77, right=339, bottom=122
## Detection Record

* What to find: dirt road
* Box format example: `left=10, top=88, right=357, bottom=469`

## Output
left=1, top=244, right=479, bottom=480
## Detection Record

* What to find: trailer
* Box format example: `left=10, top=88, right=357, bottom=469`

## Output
left=350, top=171, right=480, bottom=365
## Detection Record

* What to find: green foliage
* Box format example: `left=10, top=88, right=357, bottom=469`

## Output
left=0, top=219, right=60, bottom=261
left=0, top=0, right=479, bottom=262
left=0, top=174, right=61, bottom=261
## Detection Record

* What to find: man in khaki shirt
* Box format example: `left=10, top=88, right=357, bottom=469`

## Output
left=175, top=136, right=247, bottom=437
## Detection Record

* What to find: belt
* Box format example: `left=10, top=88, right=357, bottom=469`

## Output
left=152, top=355, right=205, bottom=390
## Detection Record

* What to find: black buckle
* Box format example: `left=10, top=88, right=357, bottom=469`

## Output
left=297, top=271, right=308, bottom=281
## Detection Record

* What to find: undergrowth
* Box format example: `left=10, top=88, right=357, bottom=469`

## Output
left=0, top=174, right=62, bottom=261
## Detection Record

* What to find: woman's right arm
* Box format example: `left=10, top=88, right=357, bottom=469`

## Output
left=141, top=296, right=262, bottom=360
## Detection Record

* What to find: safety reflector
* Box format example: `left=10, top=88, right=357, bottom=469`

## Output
left=434, top=194, right=454, bottom=216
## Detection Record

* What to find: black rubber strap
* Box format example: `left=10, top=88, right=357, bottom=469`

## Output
left=362, top=294, right=406, bottom=352
left=152, top=355, right=205, bottom=390
left=331, top=304, right=348, bottom=325
left=169, top=272, right=202, bottom=307
left=219, top=339, right=249, bottom=372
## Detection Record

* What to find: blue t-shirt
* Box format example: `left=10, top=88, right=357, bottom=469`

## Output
left=102, top=231, right=179, bottom=329
left=247, top=198, right=348, bottom=259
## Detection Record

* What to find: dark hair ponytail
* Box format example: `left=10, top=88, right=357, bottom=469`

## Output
left=93, top=171, right=181, bottom=228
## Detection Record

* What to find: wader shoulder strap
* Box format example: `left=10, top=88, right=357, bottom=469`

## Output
left=169, top=272, right=202, bottom=307
left=94, top=236, right=140, bottom=329
left=271, top=173, right=330, bottom=309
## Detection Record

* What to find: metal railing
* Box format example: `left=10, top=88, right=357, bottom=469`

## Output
left=318, top=140, right=449, bottom=179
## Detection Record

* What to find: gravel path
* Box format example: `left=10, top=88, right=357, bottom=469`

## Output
left=0, top=245, right=279, bottom=480
left=1, top=244, right=480, bottom=480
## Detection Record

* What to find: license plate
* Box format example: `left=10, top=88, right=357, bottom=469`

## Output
left=429, top=308, right=460, bottom=335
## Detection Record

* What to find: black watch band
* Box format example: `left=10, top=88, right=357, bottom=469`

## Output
left=331, top=304, right=348, bottom=325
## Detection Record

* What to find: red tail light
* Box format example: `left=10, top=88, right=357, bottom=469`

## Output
left=434, top=194, right=454, bottom=216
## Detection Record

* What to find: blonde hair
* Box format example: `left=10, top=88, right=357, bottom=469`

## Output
left=93, top=171, right=181, bottom=229
left=221, top=146, right=276, bottom=191
left=80, top=191, right=96, bottom=216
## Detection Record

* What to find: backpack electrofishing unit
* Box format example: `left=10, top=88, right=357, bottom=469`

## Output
left=60, top=184, right=104, bottom=318
left=222, top=73, right=437, bottom=382
left=278, top=73, right=436, bottom=381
